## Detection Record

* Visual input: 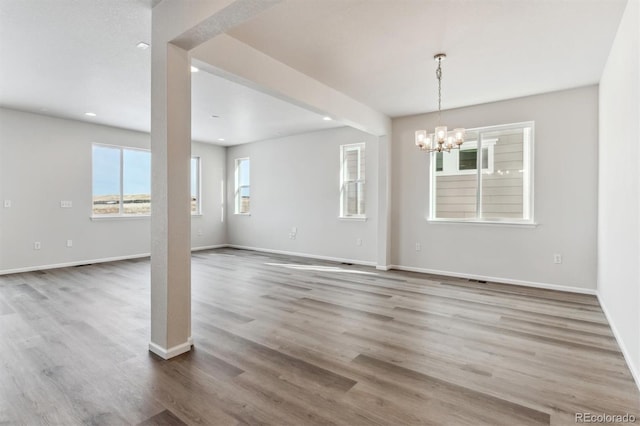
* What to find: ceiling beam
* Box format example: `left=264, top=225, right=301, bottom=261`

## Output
left=192, top=34, right=391, bottom=136
left=153, top=0, right=281, bottom=49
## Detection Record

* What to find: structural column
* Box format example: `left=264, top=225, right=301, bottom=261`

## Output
left=149, top=39, right=192, bottom=358
left=148, top=0, right=283, bottom=360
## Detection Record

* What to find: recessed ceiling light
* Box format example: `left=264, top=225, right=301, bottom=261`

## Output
left=85, top=112, right=97, bottom=117
left=136, top=42, right=150, bottom=50
left=190, top=66, right=199, bottom=73
left=323, top=116, right=332, bottom=121
left=218, top=138, right=225, bottom=142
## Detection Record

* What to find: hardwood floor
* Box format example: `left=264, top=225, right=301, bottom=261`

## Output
left=0, top=248, right=638, bottom=425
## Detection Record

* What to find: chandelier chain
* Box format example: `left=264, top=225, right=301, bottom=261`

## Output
left=436, top=58, right=442, bottom=122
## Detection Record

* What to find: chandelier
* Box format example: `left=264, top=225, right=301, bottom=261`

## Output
left=415, top=53, right=465, bottom=153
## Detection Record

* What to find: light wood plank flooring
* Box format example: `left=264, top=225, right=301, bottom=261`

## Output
left=0, top=248, right=638, bottom=425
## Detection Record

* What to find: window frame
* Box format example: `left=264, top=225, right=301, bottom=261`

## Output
left=339, top=142, right=366, bottom=219
left=191, top=156, right=202, bottom=215
left=234, top=157, right=251, bottom=215
left=428, top=121, right=535, bottom=225
left=220, top=178, right=225, bottom=223
left=92, top=144, right=202, bottom=218
left=92, top=143, right=152, bottom=218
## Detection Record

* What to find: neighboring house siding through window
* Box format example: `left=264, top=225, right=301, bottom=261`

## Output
left=431, top=122, right=534, bottom=222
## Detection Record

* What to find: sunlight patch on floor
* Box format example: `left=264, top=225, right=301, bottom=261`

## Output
left=265, top=263, right=378, bottom=275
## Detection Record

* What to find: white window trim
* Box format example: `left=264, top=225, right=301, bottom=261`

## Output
left=91, top=143, right=151, bottom=218
left=339, top=142, right=366, bottom=219
left=220, top=178, right=225, bottom=223
left=426, top=218, right=538, bottom=227
left=92, top=145, right=202, bottom=219
left=428, top=121, right=535, bottom=225
left=191, top=156, right=201, bottom=215
left=234, top=157, right=250, bottom=215
left=90, top=215, right=151, bottom=221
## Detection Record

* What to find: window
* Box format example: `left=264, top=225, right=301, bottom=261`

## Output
left=235, top=158, right=250, bottom=214
left=435, top=141, right=495, bottom=176
left=92, top=144, right=151, bottom=216
left=122, top=149, right=152, bottom=215
left=220, top=179, right=225, bottom=223
left=430, top=122, right=533, bottom=223
left=93, top=146, right=201, bottom=217
left=340, top=143, right=365, bottom=218
left=191, top=156, right=200, bottom=214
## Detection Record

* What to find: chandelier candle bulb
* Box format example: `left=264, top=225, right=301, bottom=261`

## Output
left=425, top=135, right=433, bottom=149
left=415, top=130, right=427, bottom=146
left=435, top=126, right=447, bottom=142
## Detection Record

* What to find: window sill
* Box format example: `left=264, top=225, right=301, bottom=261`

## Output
left=91, top=215, right=150, bottom=221
left=91, top=213, right=203, bottom=221
left=426, top=218, right=538, bottom=228
left=235, top=213, right=251, bottom=216
left=339, top=216, right=368, bottom=222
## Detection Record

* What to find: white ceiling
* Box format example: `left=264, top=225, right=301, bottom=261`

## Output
left=229, top=0, right=628, bottom=117
left=0, top=0, right=628, bottom=143
left=0, top=0, right=153, bottom=134
left=191, top=61, right=342, bottom=145
left=0, top=0, right=340, bottom=145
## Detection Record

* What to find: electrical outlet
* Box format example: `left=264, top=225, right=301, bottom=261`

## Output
left=291, top=226, right=297, bottom=234
left=60, top=200, right=72, bottom=208
left=34, top=242, right=41, bottom=250
left=66, top=240, right=73, bottom=248
left=415, top=243, right=421, bottom=252
left=553, top=253, right=562, bottom=264
left=3, top=200, right=11, bottom=208
left=356, top=238, right=362, bottom=246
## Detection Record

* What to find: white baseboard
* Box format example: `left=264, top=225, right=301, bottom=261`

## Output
left=0, top=253, right=152, bottom=275
left=149, top=336, right=193, bottom=360
left=597, top=294, right=640, bottom=391
left=376, top=265, right=390, bottom=271
left=192, top=244, right=229, bottom=252
left=0, top=245, right=229, bottom=275
left=228, top=244, right=376, bottom=267
left=388, top=264, right=598, bottom=295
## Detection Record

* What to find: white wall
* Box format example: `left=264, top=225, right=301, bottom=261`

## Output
left=192, top=140, right=227, bottom=249
left=0, top=108, right=226, bottom=273
left=598, top=0, right=640, bottom=387
left=226, top=126, right=379, bottom=264
left=391, top=86, right=599, bottom=291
